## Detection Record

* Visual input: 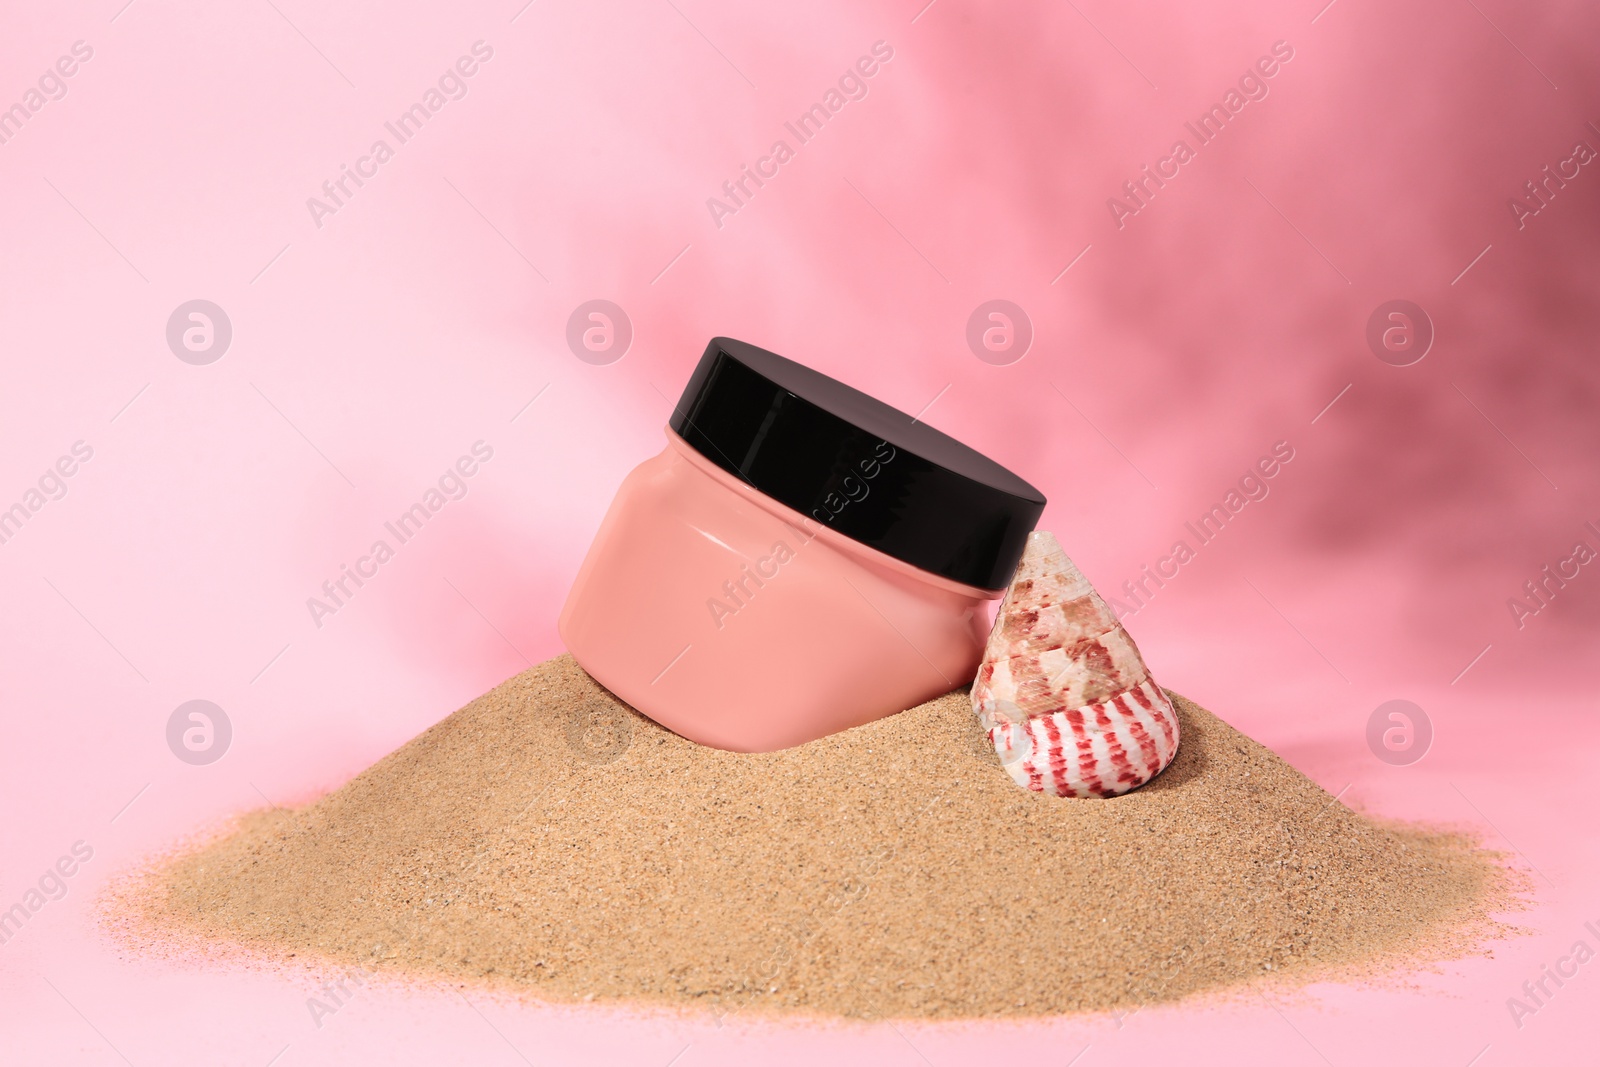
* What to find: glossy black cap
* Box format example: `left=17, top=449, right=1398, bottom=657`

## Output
left=668, top=338, right=1046, bottom=591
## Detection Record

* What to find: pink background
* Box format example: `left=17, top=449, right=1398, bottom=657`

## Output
left=2, top=0, right=1598, bottom=1062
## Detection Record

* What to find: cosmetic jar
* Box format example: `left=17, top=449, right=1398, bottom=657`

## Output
left=559, top=337, right=1046, bottom=752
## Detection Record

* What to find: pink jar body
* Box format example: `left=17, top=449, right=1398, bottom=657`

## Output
left=558, top=431, right=999, bottom=752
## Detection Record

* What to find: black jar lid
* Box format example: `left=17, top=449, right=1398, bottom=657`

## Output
left=668, top=337, right=1046, bottom=592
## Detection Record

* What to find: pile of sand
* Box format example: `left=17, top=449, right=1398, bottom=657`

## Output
left=124, top=655, right=1515, bottom=1019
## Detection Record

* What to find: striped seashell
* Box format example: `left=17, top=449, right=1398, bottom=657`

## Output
left=972, top=531, right=1179, bottom=798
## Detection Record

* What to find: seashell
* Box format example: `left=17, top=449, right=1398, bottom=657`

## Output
left=971, top=531, right=1180, bottom=798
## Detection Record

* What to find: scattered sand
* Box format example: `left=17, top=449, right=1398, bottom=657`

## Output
left=121, top=655, right=1520, bottom=1020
